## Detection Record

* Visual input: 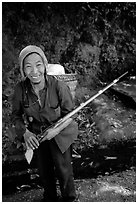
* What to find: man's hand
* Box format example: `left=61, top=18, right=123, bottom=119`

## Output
left=40, top=128, right=58, bottom=142
left=40, top=118, right=73, bottom=142
left=23, top=129, right=39, bottom=150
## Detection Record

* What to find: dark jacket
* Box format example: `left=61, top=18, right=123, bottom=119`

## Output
left=12, top=75, right=78, bottom=153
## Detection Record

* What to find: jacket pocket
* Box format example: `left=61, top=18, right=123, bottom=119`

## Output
left=49, top=105, right=61, bottom=121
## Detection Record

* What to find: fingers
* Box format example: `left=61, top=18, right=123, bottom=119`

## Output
left=42, top=132, right=54, bottom=141
left=40, top=136, right=48, bottom=142
left=40, top=134, right=52, bottom=142
left=27, top=136, right=39, bottom=150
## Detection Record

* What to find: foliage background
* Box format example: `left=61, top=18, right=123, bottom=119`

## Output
left=2, top=2, right=136, bottom=163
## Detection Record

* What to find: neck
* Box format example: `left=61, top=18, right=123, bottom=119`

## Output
left=31, top=78, right=45, bottom=92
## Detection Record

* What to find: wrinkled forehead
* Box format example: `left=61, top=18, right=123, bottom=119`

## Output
left=23, top=52, right=44, bottom=66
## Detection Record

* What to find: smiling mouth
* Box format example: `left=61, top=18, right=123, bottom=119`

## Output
left=31, top=76, right=40, bottom=79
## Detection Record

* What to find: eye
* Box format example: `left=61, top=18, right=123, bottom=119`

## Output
left=36, top=63, right=43, bottom=68
left=24, top=65, right=32, bottom=70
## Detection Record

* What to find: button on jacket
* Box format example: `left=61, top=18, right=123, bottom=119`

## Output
left=12, top=75, right=78, bottom=153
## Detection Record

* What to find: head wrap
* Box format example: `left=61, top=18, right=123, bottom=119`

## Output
left=19, top=45, right=48, bottom=80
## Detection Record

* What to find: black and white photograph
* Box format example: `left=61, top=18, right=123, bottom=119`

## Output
left=2, top=1, right=136, bottom=202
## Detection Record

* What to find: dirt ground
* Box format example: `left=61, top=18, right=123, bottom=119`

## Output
left=2, top=167, right=136, bottom=202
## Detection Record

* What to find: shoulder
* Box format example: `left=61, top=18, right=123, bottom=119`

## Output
left=14, top=81, right=23, bottom=92
left=12, top=81, right=24, bottom=102
left=47, top=75, right=67, bottom=88
left=13, top=80, right=28, bottom=98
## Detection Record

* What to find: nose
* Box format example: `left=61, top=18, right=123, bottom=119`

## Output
left=32, top=66, right=38, bottom=74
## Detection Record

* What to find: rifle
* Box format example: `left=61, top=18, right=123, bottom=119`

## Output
left=25, top=71, right=128, bottom=163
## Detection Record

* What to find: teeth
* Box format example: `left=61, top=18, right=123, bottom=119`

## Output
left=32, top=76, right=39, bottom=78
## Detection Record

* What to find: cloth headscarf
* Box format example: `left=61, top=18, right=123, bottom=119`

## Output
left=19, top=45, right=48, bottom=80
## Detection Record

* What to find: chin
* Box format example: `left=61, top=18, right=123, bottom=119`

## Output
left=29, top=75, right=44, bottom=84
left=32, top=80, right=41, bottom=84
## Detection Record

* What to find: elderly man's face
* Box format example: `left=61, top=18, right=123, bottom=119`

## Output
left=24, top=53, right=45, bottom=84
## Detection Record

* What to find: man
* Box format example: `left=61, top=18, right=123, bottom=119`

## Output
left=12, top=45, right=78, bottom=201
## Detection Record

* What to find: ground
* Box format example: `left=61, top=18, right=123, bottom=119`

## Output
left=2, top=168, right=136, bottom=202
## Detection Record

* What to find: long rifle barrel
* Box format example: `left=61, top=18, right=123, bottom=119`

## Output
left=26, top=72, right=128, bottom=164
left=54, top=71, right=128, bottom=128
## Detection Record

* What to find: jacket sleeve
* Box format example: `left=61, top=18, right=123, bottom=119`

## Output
left=12, top=82, right=26, bottom=139
left=56, top=80, right=74, bottom=117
